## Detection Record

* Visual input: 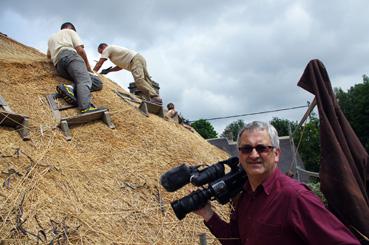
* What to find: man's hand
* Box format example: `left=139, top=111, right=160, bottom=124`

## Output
left=193, top=202, right=214, bottom=222
left=100, top=66, right=113, bottom=75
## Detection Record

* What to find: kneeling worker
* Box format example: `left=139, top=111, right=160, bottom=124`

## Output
left=47, top=22, right=97, bottom=113
left=93, top=43, right=162, bottom=105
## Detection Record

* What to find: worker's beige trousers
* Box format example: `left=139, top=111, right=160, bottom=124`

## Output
left=129, top=54, right=158, bottom=99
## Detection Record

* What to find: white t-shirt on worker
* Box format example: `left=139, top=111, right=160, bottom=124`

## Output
left=100, top=45, right=137, bottom=70
left=47, top=29, right=83, bottom=66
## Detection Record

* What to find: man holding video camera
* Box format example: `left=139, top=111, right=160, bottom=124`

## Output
left=193, top=121, right=359, bottom=244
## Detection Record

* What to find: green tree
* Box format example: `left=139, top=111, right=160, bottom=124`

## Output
left=270, top=117, right=298, bottom=137
left=293, top=114, right=321, bottom=172
left=221, top=119, right=245, bottom=141
left=269, top=116, right=320, bottom=173
left=335, top=75, right=369, bottom=152
left=191, top=119, right=218, bottom=139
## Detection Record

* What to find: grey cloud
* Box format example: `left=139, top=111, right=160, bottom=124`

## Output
left=1, top=0, right=368, bottom=135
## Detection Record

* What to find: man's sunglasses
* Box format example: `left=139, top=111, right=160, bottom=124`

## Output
left=238, top=144, right=275, bottom=154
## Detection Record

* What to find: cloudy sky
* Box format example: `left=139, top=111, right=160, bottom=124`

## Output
left=1, top=0, right=368, bottom=134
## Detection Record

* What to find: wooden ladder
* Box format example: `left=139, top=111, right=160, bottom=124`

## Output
left=138, top=101, right=164, bottom=118
left=0, top=96, right=30, bottom=140
left=46, top=93, right=115, bottom=141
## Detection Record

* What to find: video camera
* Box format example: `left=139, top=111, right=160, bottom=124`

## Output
left=160, top=157, right=247, bottom=220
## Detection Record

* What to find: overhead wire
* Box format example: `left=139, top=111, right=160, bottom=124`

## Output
left=189, top=104, right=309, bottom=122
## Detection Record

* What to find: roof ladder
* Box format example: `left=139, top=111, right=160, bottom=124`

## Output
left=139, top=101, right=164, bottom=118
left=0, top=95, right=30, bottom=140
left=113, top=90, right=164, bottom=117
left=46, top=93, right=115, bottom=141
left=114, top=90, right=164, bottom=117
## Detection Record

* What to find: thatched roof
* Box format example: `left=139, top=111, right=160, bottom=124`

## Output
left=0, top=34, right=229, bottom=244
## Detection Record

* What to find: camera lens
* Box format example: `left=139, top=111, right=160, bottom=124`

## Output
left=171, top=188, right=213, bottom=220
left=160, top=164, right=194, bottom=192
left=190, top=163, right=225, bottom=186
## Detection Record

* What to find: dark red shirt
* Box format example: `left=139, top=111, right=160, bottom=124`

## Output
left=205, top=168, right=359, bottom=245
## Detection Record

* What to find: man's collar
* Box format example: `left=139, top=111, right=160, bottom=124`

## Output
left=243, top=168, right=281, bottom=195
left=261, top=168, right=281, bottom=195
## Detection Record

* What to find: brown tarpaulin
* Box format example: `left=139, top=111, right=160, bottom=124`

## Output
left=297, top=59, right=369, bottom=241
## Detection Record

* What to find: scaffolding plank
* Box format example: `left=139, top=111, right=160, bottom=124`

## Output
left=0, top=96, right=30, bottom=140
left=139, top=102, right=148, bottom=115
left=46, top=93, right=115, bottom=140
left=0, top=96, right=13, bottom=112
left=114, top=90, right=149, bottom=117
left=46, top=94, right=61, bottom=121
left=19, top=118, right=30, bottom=140
left=65, top=108, right=107, bottom=126
left=139, top=101, right=164, bottom=117
left=0, top=111, right=25, bottom=127
left=60, top=120, right=72, bottom=141
left=114, top=90, right=141, bottom=103
left=102, top=111, right=115, bottom=129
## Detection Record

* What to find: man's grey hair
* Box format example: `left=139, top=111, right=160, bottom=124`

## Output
left=237, top=121, right=280, bottom=148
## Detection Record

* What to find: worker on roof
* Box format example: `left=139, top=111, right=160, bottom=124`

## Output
left=93, top=43, right=162, bottom=105
left=165, top=103, right=193, bottom=132
left=193, top=121, right=360, bottom=244
left=165, top=103, right=179, bottom=120
left=47, top=22, right=101, bottom=113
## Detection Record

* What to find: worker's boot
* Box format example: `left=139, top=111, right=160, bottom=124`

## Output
left=56, top=84, right=77, bottom=105
left=81, top=105, right=98, bottom=114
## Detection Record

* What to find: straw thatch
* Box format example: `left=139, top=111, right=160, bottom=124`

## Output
left=0, top=34, right=231, bottom=244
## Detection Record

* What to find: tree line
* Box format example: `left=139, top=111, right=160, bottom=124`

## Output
left=189, top=75, right=369, bottom=173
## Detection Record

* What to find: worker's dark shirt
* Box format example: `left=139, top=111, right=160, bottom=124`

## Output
left=205, top=168, right=359, bottom=245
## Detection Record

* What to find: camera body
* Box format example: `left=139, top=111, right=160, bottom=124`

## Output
left=160, top=157, right=247, bottom=220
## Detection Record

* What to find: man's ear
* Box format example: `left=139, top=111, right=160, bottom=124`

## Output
left=274, top=148, right=281, bottom=163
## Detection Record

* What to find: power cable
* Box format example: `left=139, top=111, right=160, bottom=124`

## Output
left=189, top=105, right=308, bottom=122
